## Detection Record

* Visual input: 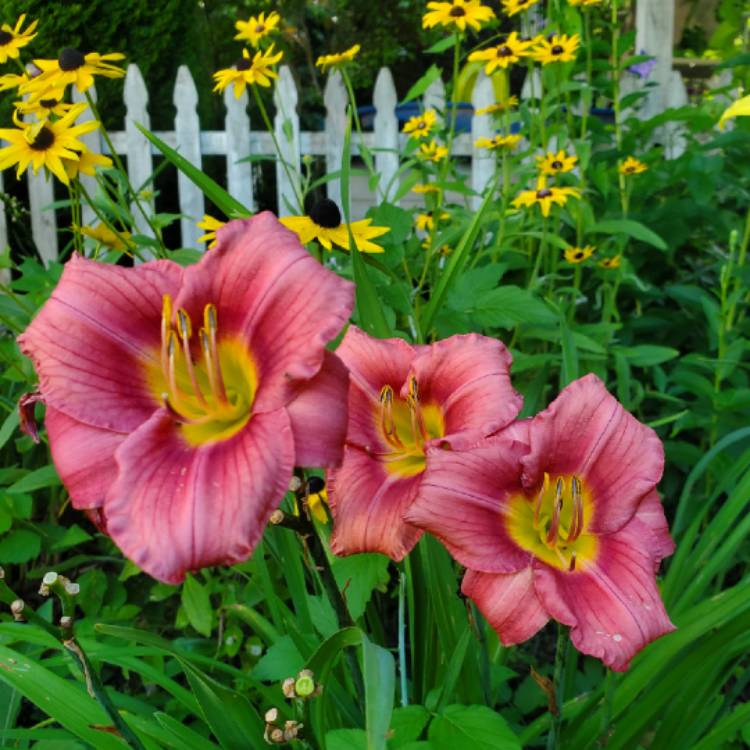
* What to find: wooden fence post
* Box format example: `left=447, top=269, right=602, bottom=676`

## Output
left=224, top=87, right=254, bottom=213
left=273, top=65, right=302, bottom=216
left=124, top=64, right=154, bottom=239
left=324, top=70, right=348, bottom=214
left=373, top=67, right=400, bottom=203
left=173, top=65, right=204, bottom=248
left=471, top=70, right=495, bottom=209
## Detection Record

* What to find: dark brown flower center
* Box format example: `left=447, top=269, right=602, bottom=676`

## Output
left=307, top=476, right=325, bottom=494
left=39, top=98, right=58, bottom=109
left=536, top=188, right=553, bottom=198
left=574, top=251, right=584, bottom=260
left=30, top=126, right=55, bottom=151
left=498, top=46, right=513, bottom=57
left=58, top=48, right=86, bottom=72
left=416, top=120, right=425, bottom=129
left=0, top=30, right=13, bottom=46
left=309, top=198, right=341, bottom=229
left=449, top=5, right=467, bottom=16
left=255, top=23, right=266, bottom=33
left=235, top=58, right=252, bottom=71
left=551, top=160, right=563, bottom=169
left=551, top=45, right=564, bottom=55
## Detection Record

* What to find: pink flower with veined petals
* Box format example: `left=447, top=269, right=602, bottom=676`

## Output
left=405, top=374, right=675, bottom=671
left=18, top=213, right=354, bottom=583
left=328, top=325, right=523, bottom=560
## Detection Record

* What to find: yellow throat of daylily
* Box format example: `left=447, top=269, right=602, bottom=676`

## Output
left=377, top=376, right=444, bottom=478
left=149, top=294, right=258, bottom=446
left=507, top=473, right=598, bottom=572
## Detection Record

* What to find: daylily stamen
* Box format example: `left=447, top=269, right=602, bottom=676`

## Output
left=380, top=385, right=404, bottom=449
left=407, top=375, right=429, bottom=443
left=203, top=304, right=227, bottom=404
left=567, top=475, right=584, bottom=542
left=546, top=477, right=564, bottom=545
left=176, top=308, right=207, bottom=407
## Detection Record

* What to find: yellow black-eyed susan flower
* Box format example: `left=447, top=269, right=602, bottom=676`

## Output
left=0, top=103, right=98, bottom=185
left=422, top=0, right=495, bottom=32
left=475, top=134, right=522, bottom=151
left=280, top=198, right=389, bottom=253
left=501, top=0, right=541, bottom=16
left=77, top=223, right=132, bottom=252
left=537, top=149, right=578, bottom=175
left=402, top=109, right=437, bottom=139
left=22, top=49, right=125, bottom=97
left=62, top=148, right=112, bottom=180
left=0, top=72, right=27, bottom=91
left=475, top=97, right=519, bottom=116
left=600, top=255, right=622, bottom=269
left=532, top=34, right=580, bottom=64
left=0, top=14, right=37, bottom=64
left=415, top=210, right=449, bottom=232
left=197, top=215, right=226, bottom=249
left=719, top=93, right=750, bottom=129
left=213, top=45, right=283, bottom=97
left=618, top=156, right=648, bottom=175
left=315, top=45, right=360, bottom=71
left=468, top=33, right=533, bottom=73
left=512, top=176, right=581, bottom=217
left=418, top=140, right=449, bottom=162
left=15, top=95, right=74, bottom=119
left=564, top=245, right=595, bottom=264
left=412, top=182, right=442, bottom=195
left=234, top=11, right=281, bottom=47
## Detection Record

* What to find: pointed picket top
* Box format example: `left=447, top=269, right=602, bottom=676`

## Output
left=223, top=85, right=254, bottom=213
left=470, top=70, right=495, bottom=209
left=28, top=172, right=57, bottom=266
left=324, top=69, right=348, bottom=214
left=423, top=75, right=446, bottom=120
left=173, top=65, right=204, bottom=248
left=71, top=84, right=103, bottom=227
left=273, top=65, right=302, bottom=216
left=373, top=67, right=400, bottom=203
left=124, top=63, right=154, bottom=240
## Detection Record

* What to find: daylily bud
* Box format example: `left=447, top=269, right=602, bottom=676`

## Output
left=10, top=599, right=25, bottom=621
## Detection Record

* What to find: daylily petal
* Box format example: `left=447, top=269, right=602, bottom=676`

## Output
left=406, top=434, right=531, bottom=573
left=521, top=374, right=663, bottom=535
left=407, top=334, right=522, bottom=449
left=328, top=445, right=422, bottom=560
left=462, top=566, right=549, bottom=645
left=104, top=406, right=295, bottom=584
left=286, top=351, right=349, bottom=468
left=46, top=406, right=125, bottom=510
left=532, top=518, right=675, bottom=672
left=633, top=490, right=675, bottom=570
left=18, top=254, right=183, bottom=432
left=174, top=213, right=354, bottom=413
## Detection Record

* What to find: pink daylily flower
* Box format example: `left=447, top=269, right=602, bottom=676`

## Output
left=18, top=213, right=354, bottom=583
left=405, top=374, right=675, bottom=671
left=328, top=325, right=523, bottom=560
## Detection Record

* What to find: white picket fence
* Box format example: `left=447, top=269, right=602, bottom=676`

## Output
left=0, top=0, right=692, bottom=266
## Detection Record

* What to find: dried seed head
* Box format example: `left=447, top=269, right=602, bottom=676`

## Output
left=264, top=707, right=279, bottom=723
left=269, top=510, right=285, bottom=525
left=42, top=571, right=59, bottom=586
left=281, top=677, right=296, bottom=699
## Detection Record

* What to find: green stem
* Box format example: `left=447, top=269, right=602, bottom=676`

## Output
left=580, top=9, right=593, bottom=139
left=398, top=571, right=408, bottom=707
left=600, top=669, right=616, bottom=745
left=546, top=625, right=569, bottom=750
left=341, top=69, right=378, bottom=191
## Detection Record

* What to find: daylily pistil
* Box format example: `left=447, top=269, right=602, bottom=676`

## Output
left=155, top=294, right=257, bottom=446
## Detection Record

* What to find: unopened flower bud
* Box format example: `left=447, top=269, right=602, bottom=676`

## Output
left=64, top=582, right=80, bottom=596
left=294, top=669, right=316, bottom=697
left=281, top=677, right=296, bottom=699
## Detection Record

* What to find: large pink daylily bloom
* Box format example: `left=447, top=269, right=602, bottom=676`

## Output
left=328, top=325, right=523, bottom=560
left=406, top=374, right=675, bottom=671
left=18, top=213, right=354, bottom=584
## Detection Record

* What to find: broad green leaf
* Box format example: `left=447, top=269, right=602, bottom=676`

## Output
left=0, top=529, right=40, bottom=563
left=181, top=574, right=213, bottom=637
left=136, top=125, right=249, bottom=219
left=0, top=411, right=18, bottom=452
left=0, top=646, right=126, bottom=750
left=559, top=316, right=578, bottom=387
left=472, top=286, right=557, bottom=329
left=587, top=219, right=667, bottom=250
left=332, top=553, right=390, bottom=620
left=363, top=636, right=396, bottom=750
left=180, top=659, right=265, bottom=750
left=402, top=65, right=442, bottom=102
left=327, top=728, right=367, bottom=750
left=252, top=635, right=305, bottom=682
left=388, top=706, right=431, bottom=748
left=613, top=345, right=680, bottom=367
left=428, top=705, right=520, bottom=750
left=7, top=465, right=59, bottom=494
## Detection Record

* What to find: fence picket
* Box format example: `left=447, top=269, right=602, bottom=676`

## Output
left=470, top=70, right=495, bottom=209
left=273, top=65, right=302, bottom=216
left=124, top=63, right=154, bottom=239
left=28, top=172, right=57, bottom=267
left=173, top=65, right=205, bottom=248
left=373, top=67, right=400, bottom=203
left=71, top=85, right=102, bottom=227
left=224, top=86, right=254, bottom=213
left=324, top=70, right=348, bottom=214
left=423, top=75, right=446, bottom=120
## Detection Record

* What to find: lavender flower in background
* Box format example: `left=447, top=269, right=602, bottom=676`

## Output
left=628, top=50, right=657, bottom=80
